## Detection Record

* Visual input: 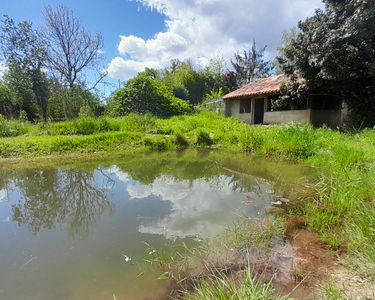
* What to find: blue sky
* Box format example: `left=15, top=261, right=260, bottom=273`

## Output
left=1, top=0, right=166, bottom=94
left=0, top=0, right=165, bottom=53
left=1, top=0, right=324, bottom=95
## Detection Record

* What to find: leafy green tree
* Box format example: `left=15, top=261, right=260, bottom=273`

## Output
left=271, top=77, right=309, bottom=111
left=277, top=0, right=375, bottom=127
left=48, top=86, right=103, bottom=120
left=203, top=88, right=223, bottom=102
left=163, top=60, right=203, bottom=104
left=0, top=81, right=18, bottom=117
left=109, top=72, right=191, bottom=117
left=231, top=40, right=273, bottom=86
left=0, top=16, right=49, bottom=120
left=163, top=59, right=228, bottom=105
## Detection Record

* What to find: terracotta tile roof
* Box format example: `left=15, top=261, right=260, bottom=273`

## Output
left=223, top=74, right=290, bottom=100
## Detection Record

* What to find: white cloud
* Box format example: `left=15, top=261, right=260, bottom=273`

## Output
left=118, top=35, right=147, bottom=58
left=133, top=175, right=245, bottom=239
left=107, top=0, right=323, bottom=80
left=126, top=174, right=271, bottom=240
left=110, top=167, right=273, bottom=240
left=107, top=56, right=162, bottom=81
left=0, top=189, right=6, bottom=203
left=0, top=63, right=8, bottom=79
left=109, top=166, right=131, bottom=183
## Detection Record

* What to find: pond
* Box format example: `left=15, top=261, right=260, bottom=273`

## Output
left=0, top=150, right=314, bottom=300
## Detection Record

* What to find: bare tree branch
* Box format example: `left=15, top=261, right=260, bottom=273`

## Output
left=42, top=5, right=104, bottom=88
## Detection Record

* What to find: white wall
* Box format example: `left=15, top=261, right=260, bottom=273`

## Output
left=264, top=110, right=311, bottom=124
left=227, top=99, right=253, bottom=123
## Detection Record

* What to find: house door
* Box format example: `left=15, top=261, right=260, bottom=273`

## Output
left=254, top=98, right=265, bottom=124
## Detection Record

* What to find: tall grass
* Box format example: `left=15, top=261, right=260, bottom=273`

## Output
left=0, top=115, right=34, bottom=137
left=183, top=267, right=292, bottom=300
left=145, top=218, right=291, bottom=300
left=46, top=113, right=157, bottom=135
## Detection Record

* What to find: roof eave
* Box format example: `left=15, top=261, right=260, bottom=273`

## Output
left=223, top=90, right=281, bottom=100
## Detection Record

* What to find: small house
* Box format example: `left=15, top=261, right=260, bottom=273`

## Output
left=223, top=74, right=347, bottom=128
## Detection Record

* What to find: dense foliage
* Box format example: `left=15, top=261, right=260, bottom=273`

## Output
left=1, top=8, right=271, bottom=122
left=277, top=0, right=375, bottom=127
left=271, top=77, right=309, bottom=111
left=0, top=7, right=104, bottom=122
left=162, top=59, right=228, bottom=105
left=107, top=73, right=192, bottom=117
left=0, top=16, right=49, bottom=120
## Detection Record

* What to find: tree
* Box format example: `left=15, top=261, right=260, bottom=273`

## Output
left=277, top=0, right=375, bottom=127
left=108, top=72, right=191, bottom=117
left=48, top=85, right=103, bottom=120
left=0, top=82, right=18, bottom=117
left=0, top=16, right=49, bottom=120
left=163, top=60, right=205, bottom=104
left=222, top=71, right=238, bottom=91
left=162, top=59, right=228, bottom=105
left=271, top=77, right=309, bottom=111
left=43, top=5, right=104, bottom=89
left=231, top=40, right=273, bottom=86
left=12, top=168, right=112, bottom=238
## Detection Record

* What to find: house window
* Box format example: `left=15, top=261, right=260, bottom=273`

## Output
left=240, top=99, right=251, bottom=113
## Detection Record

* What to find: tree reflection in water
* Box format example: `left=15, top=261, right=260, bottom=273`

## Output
left=12, top=168, right=114, bottom=238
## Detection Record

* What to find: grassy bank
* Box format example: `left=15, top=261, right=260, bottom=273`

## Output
left=0, top=111, right=345, bottom=159
left=1, top=111, right=375, bottom=297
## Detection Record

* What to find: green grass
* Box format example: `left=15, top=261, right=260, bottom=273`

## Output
left=145, top=218, right=291, bottom=300
left=321, top=281, right=349, bottom=300
left=183, top=268, right=293, bottom=300
left=1, top=111, right=375, bottom=296
left=0, top=115, right=36, bottom=137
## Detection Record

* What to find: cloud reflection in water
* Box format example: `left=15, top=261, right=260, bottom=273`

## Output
left=112, top=167, right=271, bottom=240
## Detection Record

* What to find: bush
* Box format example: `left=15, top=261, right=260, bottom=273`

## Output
left=143, top=135, right=172, bottom=151
left=0, top=115, right=31, bottom=137
left=195, top=129, right=213, bottom=146
left=238, top=128, right=265, bottom=152
left=110, top=73, right=192, bottom=118
left=173, top=131, right=189, bottom=147
left=73, top=118, right=98, bottom=135
left=118, top=113, right=156, bottom=132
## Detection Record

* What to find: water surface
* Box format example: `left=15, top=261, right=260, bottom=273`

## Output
left=0, top=150, right=313, bottom=300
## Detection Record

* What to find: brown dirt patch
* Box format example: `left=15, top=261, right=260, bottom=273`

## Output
left=287, top=229, right=339, bottom=299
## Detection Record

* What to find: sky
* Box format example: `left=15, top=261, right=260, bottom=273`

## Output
left=1, top=0, right=324, bottom=94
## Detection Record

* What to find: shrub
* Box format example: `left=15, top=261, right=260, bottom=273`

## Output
left=46, top=121, right=77, bottom=135
left=110, top=73, right=192, bottom=118
left=173, top=131, right=189, bottom=147
left=238, top=128, right=265, bottom=152
left=0, top=115, right=31, bottom=137
left=118, top=113, right=156, bottom=132
left=73, top=118, right=98, bottom=135
left=143, top=135, right=172, bottom=151
left=195, top=129, right=213, bottom=146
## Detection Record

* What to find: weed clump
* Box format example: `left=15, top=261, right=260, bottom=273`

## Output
left=145, top=218, right=294, bottom=299
left=195, top=129, right=213, bottom=146
left=0, top=115, right=32, bottom=137
left=173, top=132, right=189, bottom=148
left=143, top=135, right=172, bottom=151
